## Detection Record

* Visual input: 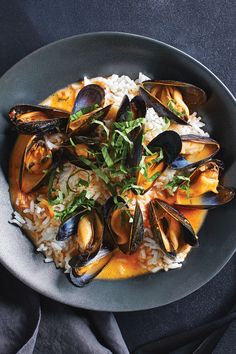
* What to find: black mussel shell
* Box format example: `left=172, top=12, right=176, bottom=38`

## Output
left=72, top=135, right=100, bottom=146
left=9, top=104, right=69, bottom=135
left=148, top=131, right=182, bottom=164
left=175, top=160, right=235, bottom=209
left=72, top=84, right=105, bottom=114
left=131, top=95, right=147, bottom=119
left=144, top=80, right=207, bottom=108
left=116, top=94, right=146, bottom=123
left=135, top=131, right=181, bottom=194
left=19, top=135, right=62, bottom=193
left=57, top=207, right=104, bottom=259
left=140, top=80, right=206, bottom=125
left=69, top=246, right=113, bottom=287
left=63, top=136, right=99, bottom=169
left=149, top=199, right=198, bottom=258
left=171, top=135, right=220, bottom=169
left=127, top=127, right=143, bottom=173
left=104, top=196, right=144, bottom=254
left=116, top=95, right=131, bottom=122
left=56, top=207, right=86, bottom=241
left=140, top=86, right=187, bottom=125
left=103, top=196, right=124, bottom=222
left=63, top=148, right=92, bottom=169
left=129, top=201, right=144, bottom=253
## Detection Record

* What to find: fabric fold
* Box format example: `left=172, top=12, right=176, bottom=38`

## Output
left=133, top=305, right=236, bottom=354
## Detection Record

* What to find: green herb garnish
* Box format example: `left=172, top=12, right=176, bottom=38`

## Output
left=101, top=146, right=114, bottom=168
left=56, top=191, right=95, bottom=221
left=162, top=116, right=170, bottom=131
left=165, top=175, right=190, bottom=194
left=92, top=119, right=109, bottom=139
left=69, top=103, right=99, bottom=122
left=179, top=181, right=191, bottom=198
left=167, top=100, right=185, bottom=117
left=69, top=137, right=76, bottom=147
left=77, top=178, right=90, bottom=187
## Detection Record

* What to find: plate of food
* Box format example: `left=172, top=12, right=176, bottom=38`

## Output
left=0, top=32, right=235, bottom=311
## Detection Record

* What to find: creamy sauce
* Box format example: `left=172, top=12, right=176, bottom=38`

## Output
left=9, top=83, right=208, bottom=280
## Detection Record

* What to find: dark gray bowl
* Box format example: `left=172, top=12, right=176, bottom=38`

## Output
left=0, top=32, right=235, bottom=311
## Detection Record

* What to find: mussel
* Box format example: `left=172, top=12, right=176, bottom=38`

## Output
left=57, top=206, right=104, bottom=258
left=104, top=196, right=144, bottom=254
left=19, top=135, right=61, bottom=193
left=171, top=135, right=220, bottom=169
left=116, top=95, right=131, bottom=122
left=136, top=131, right=182, bottom=193
left=116, top=95, right=146, bottom=122
left=115, top=95, right=146, bottom=176
left=131, top=95, right=147, bottom=119
left=140, top=80, right=207, bottom=125
left=127, top=127, right=144, bottom=173
left=149, top=199, right=198, bottom=258
left=67, top=84, right=111, bottom=135
left=174, top=160, right=235, bottom=209
left=69, top=246, right=113, bottom=287
left=63, top=135, right=99, bottom=169
left=147, top=130, right=182, bottom=164
left=9, top=104, right=69, bottom=135
left=72, top=84, right=105, bottom=113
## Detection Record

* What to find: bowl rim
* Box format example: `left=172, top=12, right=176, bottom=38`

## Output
left=1, top=31, right=235, bottom=311
left=1, top=31, right=235, bottom=103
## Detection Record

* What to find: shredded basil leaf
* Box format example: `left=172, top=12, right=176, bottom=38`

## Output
left=92, top=119, right=109, bottom=139
left=165, top=175, right=190, bottom=193
left=167, top=100, right=185, bottom=117
left=179, top=180, right=191, bottom=198
left=142, top=143, right=154, bottom=156
left=77, top=178, right=90, bottom=187
left=162, top=116, right=170, bottom=131
left=101, top=146, right=114, bottom=167
left=57, top=191, right=95, bottom=221
left=69, top=137, right=76, bottom=147
left=69, top=103, right=99, bottom=122
left=114, top=130, right=133, bottom=145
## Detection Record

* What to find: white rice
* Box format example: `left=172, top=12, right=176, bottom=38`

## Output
left=11, top=73, right=209, bottom=276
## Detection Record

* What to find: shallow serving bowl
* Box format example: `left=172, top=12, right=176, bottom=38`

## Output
left=0, top=32, right=235, bottom=311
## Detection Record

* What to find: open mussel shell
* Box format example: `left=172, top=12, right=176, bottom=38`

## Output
left=148, top=131, right=182, bottom=164
left=104, top=196, right=144, bottom=254
left=71, top=135, right=100, bottom=146
left=72, top=84, right=105, bottom=114
left=63, top=136, right=99, bottom=169
left=57, top=206, right=104, bottom=258
left=56, top=207, right=86, bottom=241
left=69, top=246, right=113, bottom=287
left=131, top=95, right=147, bottom=119
left=9, top=104, right=69, bottom=135
left=67, top=104, right=111, bottom=135
left=67, top=84, right=109, bottom=135
left=136, top=131, right=182, bottom=194
left=19, top=135, right=62, bottom=193
left=116, top=95, right=131, bottom=122
left=149, top=199, right=198, bottom=258
left=174, top=160, right=235, bottom=209
left=140, top=80, right=206, bottom=125
left=171, top=135, right=220, bottom=169
left=127, top=127, right=143, bottom=173
left=116, top=94, right=146, bottom=122
left=117, top=95, right=146, bottom=173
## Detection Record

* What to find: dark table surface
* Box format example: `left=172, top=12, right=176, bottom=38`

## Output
left=1, top=0, right=236, bottom=353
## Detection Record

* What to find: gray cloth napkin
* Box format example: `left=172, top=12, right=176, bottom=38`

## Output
left=0, top=264, right=129, bottom=354
left=2, top=260, right=236, bottom=354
